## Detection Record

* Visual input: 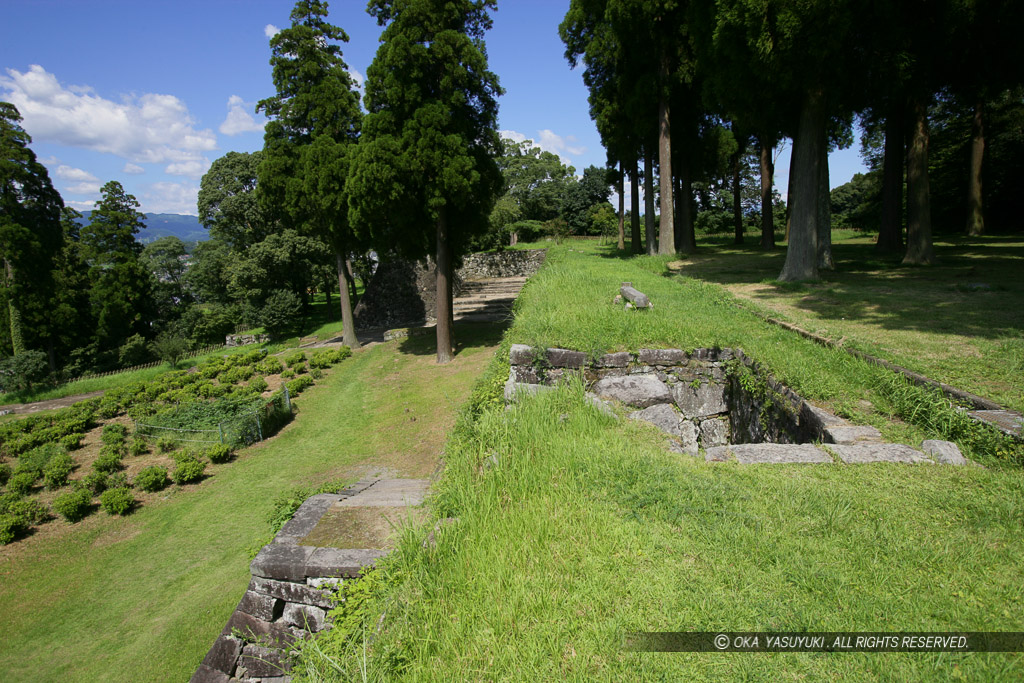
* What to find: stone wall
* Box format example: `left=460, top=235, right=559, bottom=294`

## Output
left=505, top=345, right=884, bottom=455
left=225, top=334, right=270, bottom=347
left=191, top=478, right=386, bottom=683
left=354, top=250, right=545, bottom=330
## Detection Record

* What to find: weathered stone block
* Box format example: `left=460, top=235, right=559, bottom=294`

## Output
left=585, top=392, right=617, bottom=418
left=250, top=576, right=334, bottom=610
left=704, top=446, right=732, bottom=462
left=307, top=577, right=344, bottom=590
left=677, top=420, right=699, bottom=455
left=620, top=284, right=651, bottom=308
left=283, top=602, right=328, bottom=632
left=824, top=424, right=882, bottom=444
left=239, top=643, right=291, bottom=678
left=200, top=635, right=242, bottom=676
left=673, top=382, right=727, bottom=418
left=699, top=418, right=729, bottom=448
left=238, top=590, right=283, bottom=621
left=190, top=664, right=232, bottom=683
left=509, top=344, right=536, bottom=365
left=799, top=402, right=846, bottom=440
left=830, top=443, right=932, bottom=464
left=511, top=364, right=541, bottom=384
left=592, top=375, right=673, bottom=408
left=546, top=347, right=587, bottom=369
left=725, top=443, right=833, bottom=464
left=921, top=440, right=969, bottom=465
left=221, top=610, right=296, bottom=647
left=629, top=403, right=683, bottom=436
left=638, top=348, right=685, bottom=366
left=596, top=351, right=631, bottom=368
left=275, top=494, right=337, bottom=545
left=251, top=544, right=314, bottom=582
left=504, top=378, right=556, bottom=402
left=305, top=547, right=388, bottom=578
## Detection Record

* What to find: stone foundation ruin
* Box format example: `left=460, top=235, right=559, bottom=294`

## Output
left=505, top=345, right=970, bottom=466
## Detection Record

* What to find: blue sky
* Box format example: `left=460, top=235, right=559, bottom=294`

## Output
left=1, top=0, right=867, bottom=216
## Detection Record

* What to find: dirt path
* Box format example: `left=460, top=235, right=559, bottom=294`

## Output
left=0, top=390, right=105, bottom=417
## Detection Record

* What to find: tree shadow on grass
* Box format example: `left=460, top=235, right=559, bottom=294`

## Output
left=396, top=321, right=509, bottom=358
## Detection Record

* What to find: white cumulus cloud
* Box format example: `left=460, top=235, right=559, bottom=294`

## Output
left=349, top=68, right=365, bottom=92
left=165, top=159, right=211, bottom=178
left=140, top=181, right=200, bottom=215
left=265, top=24, right=281, bottom=38
left=219, top=95, right=265, bottom=136
left=55, top=164, right=98, bottom=183
left=0, top=65, right=216, bottom=168
left=123, top=163, right=145, bottom=175
left=499, top=128, right=586, bottom=165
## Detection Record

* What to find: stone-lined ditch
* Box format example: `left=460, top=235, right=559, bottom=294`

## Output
left=504, top=345, right=971, bottom=466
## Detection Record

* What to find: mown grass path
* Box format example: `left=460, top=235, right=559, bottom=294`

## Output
left=0, top=325, right=500, bottom=682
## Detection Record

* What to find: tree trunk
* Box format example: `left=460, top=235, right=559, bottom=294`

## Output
left=324, top=276, right=334, bottom=320
left=758, top=135, right=776, bottom=250
left=903, top=97, right=936, bottom=266
left=616, top=162, right=625, bottom=250
left=785, top=155, right=796, bottom=242
left=5, top=259, right=24, bottom=356
left=346, top=259, right=359, bottom=307
left=510, top=231, right=518, bottom=246
left=657, top=91, right=675, bottom=254
left=435, top=209, right=454, bottom=364
left=817, top=142, right=834, bottom=270
left=334, top=249, right=360, bottom=348
left=644, top=152, right=656, bottom=255
left=965, top=99, right=985, bottom=236
left=732, top=150, right=744, bottom=245
left=630, top=159, right=641, bottom=254
left=779, top=88, right=826, bottom=282
left=877, top=100, right=905, bottom=252
left=676, top=153, right=694, bottom=253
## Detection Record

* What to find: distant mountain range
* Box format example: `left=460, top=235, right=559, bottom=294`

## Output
left=76, top=212, right=208, bottom=245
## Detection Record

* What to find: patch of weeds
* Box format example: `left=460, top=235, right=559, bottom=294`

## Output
left=267, top=480, right=349, bottom=535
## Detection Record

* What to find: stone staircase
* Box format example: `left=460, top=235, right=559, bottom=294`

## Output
left=452, top=276, right=528, bottom=323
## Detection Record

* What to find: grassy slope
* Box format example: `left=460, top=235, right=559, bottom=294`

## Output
left=306, top=243, right=1024, bottom=681
left=0, top=326, right=499, bottom=682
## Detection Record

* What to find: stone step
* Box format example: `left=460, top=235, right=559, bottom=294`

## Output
left=704, top=443, right=834, bottom=464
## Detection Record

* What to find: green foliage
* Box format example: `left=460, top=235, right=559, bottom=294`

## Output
left=268, top=479, right=348, bottom=534
left=0, top=402, right=95, bottom=458
left=156, top=436, right=177, bottom=454
left=255, top=356, right=283, bottom=375
left=14, top=443, right=63, bottom=479
left=280, top=369, right=296, bottom=380
left=171, top=455, right=206, bottom=485
left=248, top=376, right=269, bottom=393
left=134, top=466, right=169, bottom=493
left=201, top=444, right=233, bottom=464
left=0, top=514, right=26, bottom=545
left=128, top=437, right=148, bottom=457
left=0, top=350, right=51, bottom=393
left=80, top=471, right=108, bottom=495
left=52, top=488, right=93, bottom=523
left=286, top=375, right=314, bottom=396
left=283, top=350, right=306, bottom=367
left=60, top=433, right=84, bottom=450
left=258, top=289, right=303, bottom=339
left=310, top=368, right=322, bottom=380
left=219, top=365, right=254, bottom=385
left=43, top=453, right=75, bottom=490
left=117, top=334, right=150, bottom=367
left=6, top=472, right=36, bottom=495
left=0, top=462, right=10, bottom=486
left=92, top=448, right=124, bottom=474
left=99, top=487, right=134, bottom=516
left=101, top=423, right=129, bottom=445
left=149, top=332, right=189, bottom=367
left=292, top=362, right=307, bottom=375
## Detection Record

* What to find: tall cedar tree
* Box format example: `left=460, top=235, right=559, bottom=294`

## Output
left=351, top=0, right=503, bottom=364
left=0, top=102, right=63, bottom=359
left=257, top=0, right=363, bottom=347
left=82, top=181, right=155, bottom=351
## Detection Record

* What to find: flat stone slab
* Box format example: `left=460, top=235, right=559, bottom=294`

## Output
left=336, top=479, right=429, bottom=508
left=824, top=424, right=883, bottom=444
left=830, top=443, right=932, bottom=464
left=593, top=374, right=672, bottom=408
left=251, top=544, right=314, bottom=582
left=921, top=440, right=969, bottom=466
left=504, top=378, right=556, bottom=402
left=305, top=547, right=388, bottom=578
left=707, top=443, right=832, bottom=464
left=199, top=636, right=242, bottom=677
left=638, top=348, right=685, bottom=366
left=968, top=409, right=1023, bottom=437
left=275, top=493, right=340, bottom=545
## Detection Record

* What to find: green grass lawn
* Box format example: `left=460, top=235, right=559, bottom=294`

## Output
left=299, top=243, right=1024, bottom=681
left=0, top=324, right=500, bottom=682
left=663, top=231, right=1024, bottom=413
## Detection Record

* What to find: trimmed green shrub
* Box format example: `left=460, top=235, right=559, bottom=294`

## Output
left=283, top=350, right=307, bottom=368
left=101, top=423, right=129, bottom=445
left=157, top=436, right=177, bottom=453
left=0, top=514, right=27, bottom=545
left=6, top=472, right=36, bottom=495
left=43, top=453, right=75, bottom=490
left=128, top=437, right=148, bottom=457
left=0, top=491, right=23, bottom=515
left=6, top=498, right=48, bottom=525
left=100, top=487, right=134, bottom=515
left=0, top=462, right=10, bottom=486
left=53, top=488, right=93, bottom=522
left=310, top=368, right=323, bottom=380
left=80, top=471, right=108, bottom=495
left=202, top=444, right=233, bottom=464
left=286, top=375, right=314, bottom=396
left=60, top=433, right=84, bottom=450
left=280, top=369, right=296, bottom=380
left=292, top=362, right=307, bottom=375
left=309, top=347, right=349, bottom=368
left=171, top=455, right=206, bottom=485
left=248, top=376, right=269, bottom=393
left=255, top=356, right=283, bottom=375
left=15, top=443, right=62, bottom=478
left=107, top=472, right=129, bottom=490
left=134, top=466, right=168, bottom=493
left=220, top=366, right=254, bottom=385
left=92, top=451, right=123, bottom=474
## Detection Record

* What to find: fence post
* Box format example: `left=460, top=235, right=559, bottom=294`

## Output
left=218, top=423, right=225, bottom=444
left=283, top=385, right=291, bottom=412
left=256, top=411, right=263, bottom=442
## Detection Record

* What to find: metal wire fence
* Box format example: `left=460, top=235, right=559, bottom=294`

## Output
left=134, top=387, right=292, bottom=448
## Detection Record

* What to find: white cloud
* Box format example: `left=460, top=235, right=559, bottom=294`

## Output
left=349, top=68, right=365, bottom=92
left=65, top=199, right=96, bottom=211
left=165, top=159, right=211, bottom=178
left=55, top=164, right=98, bottom=183
left=123, top=163, right=145, bottom=175
left=64, top=181, right=102, bottom=195
left=498, top=128, right=586, bottom=165
left=0, top=65, right=216, bottom=169
left=141, top=181, right=200, bottom=215
left=38, top=155, right=59, bottom=166
left=265, top=24, right=281, bottom=38
left=219, top=94, right=265, bottom=136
